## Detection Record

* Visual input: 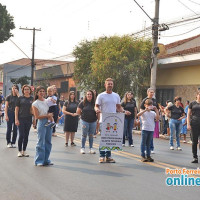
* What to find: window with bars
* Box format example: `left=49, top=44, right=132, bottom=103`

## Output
left=156, top=89, right=174, bottom=106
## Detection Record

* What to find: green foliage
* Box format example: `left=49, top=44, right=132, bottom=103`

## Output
left=0, top=4, right=15, bottom=43
left=11, top=76, right=31, bottom=87
left=34, top=72, right=53, bottom=90
left=73, top=35, right=152, bottom=98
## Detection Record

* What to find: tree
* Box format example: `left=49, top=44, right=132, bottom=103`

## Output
left=34, top=72, right=53, bottom=90
left=11, top=76, right=31, bottom=87
left=0, top=4, right=15, bottom=43
left=73, top=35, right=152, bottom=98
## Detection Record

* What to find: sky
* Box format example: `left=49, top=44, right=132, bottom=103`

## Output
left=0, top=0, right=200, bottom=64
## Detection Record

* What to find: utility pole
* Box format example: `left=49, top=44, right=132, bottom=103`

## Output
left=150, top=0, right=160, bottom=90
left=20, top=27, right=41, bottom=86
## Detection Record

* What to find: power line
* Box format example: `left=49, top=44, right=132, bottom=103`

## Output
left=9, top=39, right=31, bottom=59
left=177, top=0, right=198, bottom=15
left=160, top=25, right=200, bottom=37
left=188, top=0, right=200, bottom=6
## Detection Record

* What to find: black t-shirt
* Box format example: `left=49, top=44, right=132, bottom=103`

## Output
left=140, top=97, right=159, bottom=110
left=6, top=95, right=19, bottom=112
left=78, top=101, right=97, bottom=123
left=64, top=101, right=78, bottom=113
left=168, top=105, right=184, bottom=119
left=0, top=95, right=2, bottom=104
left=16, top=96, right=34, bottom=118
left=60, top=100, right=65, bottom=108
left=121, top=101, right=136, bottom=119
left=189, top=101, right=200, bottom=122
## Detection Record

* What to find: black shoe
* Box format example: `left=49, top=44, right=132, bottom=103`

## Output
left=50, top=123, right=56, bottom=128
left=141, top=156, right=148, bottom=162
left=191, top=158, right=198, bottom=163
left=45, top=122, right=51, bottom=127
left=71, top=142, right=76, bottom=146
left=147, top=156, right=154, bottom=162
left=65, top=143, right=68, bottom=147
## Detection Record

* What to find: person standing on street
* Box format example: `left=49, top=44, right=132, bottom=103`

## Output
left=140, top=88, right=159, bottom=154
left=166, top=97, right=185, bottom=151
left=5, top=84, right=20, bottom=148
left=32, top=86, right=53, bottom=166
left=187, top=92, right=200, bottom=163
left=76, top=90, right=97, bottom=154
left=121, top=91, right=137, bottom=147
left=62, top=91, right=79, bottom=147
left=95, top=78, right=130, bottom=163
left=15, top=85, right=34, bottom=157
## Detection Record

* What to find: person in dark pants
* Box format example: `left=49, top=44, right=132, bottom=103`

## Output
left=187, top=91, right=200, bottom=163
left=15, top=85, right=34, bottom=157
left=5, top=84, right=20, bottom=148
left=51, top=85, right=60, bottom=136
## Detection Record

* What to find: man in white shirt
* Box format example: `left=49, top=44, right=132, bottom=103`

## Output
left=95, top=78, right=130, bottom=163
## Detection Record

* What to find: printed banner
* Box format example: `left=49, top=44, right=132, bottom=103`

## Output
left=100, top=112, right=125, bottom=151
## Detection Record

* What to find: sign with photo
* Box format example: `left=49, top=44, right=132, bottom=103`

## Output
left=100, top=112, right=125, bottom=151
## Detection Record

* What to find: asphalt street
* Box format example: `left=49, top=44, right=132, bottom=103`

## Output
left=0, top=121, right=199, bottom=200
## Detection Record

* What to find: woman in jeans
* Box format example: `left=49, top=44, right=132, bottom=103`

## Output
left=5, top=84, right=20, bottom=148
left=121, top=92, right=137, bottom=147
left=187, top=91, right=200, bottom=163
left=32, top=86, right=53, bottom=166
left=76, top=90, right=97, bottom=154
left=166, top=96, right=185, bottom=151
left=15, top=85, right=33, bottom=157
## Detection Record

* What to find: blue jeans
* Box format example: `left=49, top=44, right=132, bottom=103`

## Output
left=169, top=119, right=182, bottom=147
left=81, top=120, right=96, bottom=148
left=35, top=118, right=53, bottom=165
left=141, top=130, right=154, bottom=157
left=123, top=118, right=134, bottom=145
left=18, top=116, right=32, bottom=151
left=6, top=110, right=18, bottom=145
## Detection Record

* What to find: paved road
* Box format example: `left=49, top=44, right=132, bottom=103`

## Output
left=0, top=121, right=199, bottom=200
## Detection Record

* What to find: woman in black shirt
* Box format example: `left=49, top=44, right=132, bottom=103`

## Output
left=76, top=90, right=97, bottom=154
left=62, top=91, right=78, bottom=147
left=187, top=92, right=200, bottom=163
left=121, top=92, right=137, bottom=147
left=15, top=85, right=33, bottom=157
left=5, top=84, right=20, bottom=148
left=166, top=96, right=185, bottom=151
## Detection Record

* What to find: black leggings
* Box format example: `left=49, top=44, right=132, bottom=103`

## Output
left=191, top=123, right=200, bottom=158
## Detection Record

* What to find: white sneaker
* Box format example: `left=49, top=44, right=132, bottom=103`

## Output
left=23, top=151, right=29, bottom=157
left=170, top=146, right=174, bottom=150
left=130, top=144, right=134, bottom=147
left=89, top=148, right=96, bottom=154
left=17, top=151, right=23, bottom=157
left=7, top=143, right=12, bottom=148
left=177, top=147, right=182, bottom=151
left=80, top=148, right=85, bottom=154
left=11, top=144, right=16, bottom=148
left=122, top=144, right=125, bottom=147
left=183, top=140, right=186, bottom=143
left=151, top=151, right=155, bottom=154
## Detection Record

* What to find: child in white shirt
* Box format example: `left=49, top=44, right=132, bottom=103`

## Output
left=137, top=99, right=159, bottom=162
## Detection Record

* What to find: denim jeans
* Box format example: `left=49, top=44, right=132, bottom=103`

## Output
left=35, top=118, right=53, bottom=165
left=123, top=118, right=134, bottom=145
left=99, top=123, right=111, bottom=158
left=169, top=119, right=182, bottom=147
left=81, top=120, right=96, bottom=148
left=141, top=130, right=154, bottom=157
left=6, top=110, right=18, bottom=145
left=18, top=116, right=32, bottom=151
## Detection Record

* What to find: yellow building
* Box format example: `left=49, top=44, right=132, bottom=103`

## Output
left=157, top=34, right=200, bottom=105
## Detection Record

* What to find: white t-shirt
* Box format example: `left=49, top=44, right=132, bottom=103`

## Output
left=46, top=95, right=57, bottom=107
left=32, top=99, right=49, bottom=116
left=141, top=111, right=156, bottom=131
left=96, top=91, right=120, bottom=113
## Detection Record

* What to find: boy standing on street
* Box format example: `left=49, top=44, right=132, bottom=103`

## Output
left=137, top=99, right=159, bottom=162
